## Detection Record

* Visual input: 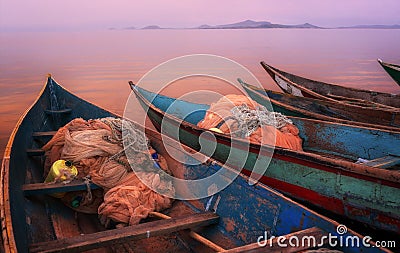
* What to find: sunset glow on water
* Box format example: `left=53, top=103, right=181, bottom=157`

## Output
left=1, top=29, right=400, bottom=154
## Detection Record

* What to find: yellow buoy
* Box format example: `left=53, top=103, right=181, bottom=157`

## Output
left=45, top=160, right=78, bottom=198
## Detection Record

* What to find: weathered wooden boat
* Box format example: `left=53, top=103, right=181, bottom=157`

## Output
left=130, top=82, right=400, bottom=235
left=378, top=59, right=400, bottom=86
left=1, top=76, right=390, bottom=253
left=260, top=61, right=400, bottom=109
left=240, top=79, right=400, bottom=132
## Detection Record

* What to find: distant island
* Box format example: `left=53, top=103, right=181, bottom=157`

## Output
left=196, top=20, right=321, bottom=29
left=120, top=19, right=400, bottom=30
left=142, top=25, right=162, bottom=30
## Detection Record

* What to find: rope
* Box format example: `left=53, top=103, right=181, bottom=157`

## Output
left=101, top=117, right=150, bottom=170
left=100, top=117, right=148, bottom=152
left=51, top=167, right=76, bottom=184
left=83, top=176, right=93, bottom=202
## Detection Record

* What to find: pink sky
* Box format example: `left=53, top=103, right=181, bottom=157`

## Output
left=1, top=0, right=400, bottom=31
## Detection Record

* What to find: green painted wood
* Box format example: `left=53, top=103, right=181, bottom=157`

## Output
left=378, top=59, right=400, bottom=86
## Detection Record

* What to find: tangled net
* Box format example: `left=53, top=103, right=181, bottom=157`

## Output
left=230, top=104, right=293, bottom=138
left=43, top=117, right=175, bottom=226
left=197, top=94, right=303, bottom=151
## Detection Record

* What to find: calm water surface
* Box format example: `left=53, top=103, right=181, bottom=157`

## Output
left=1, top=29, right=400, bottom=244
left=1, top=29, right=400, bottom=154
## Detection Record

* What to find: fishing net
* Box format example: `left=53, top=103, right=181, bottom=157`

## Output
left=230, top=104, right=293, bottom=138
left=197, top=94, right=303, bottom=151
left=98, top=172, right=174, bottom=226
left=42, top=117, right=175, bottom=226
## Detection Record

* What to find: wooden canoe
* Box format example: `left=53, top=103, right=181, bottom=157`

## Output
left=1, top=76, right=390, bottom=252
left=378, top=59, right=400, bottom=86
left=130, top=82, right=400, bottom=235
left=239, top=79, right=400, bottom=132
left=260, top=61, right=400, bottom=109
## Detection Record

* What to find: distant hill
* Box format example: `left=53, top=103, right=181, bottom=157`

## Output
left=212, top=20, right=273, bottom=29
left=142, top=25, right=162, bottom=29
left=197, top=24, right=213, bottom=29
left=291, top=23, right=321, bottom=28
left=196, top=20, right=321, bottom=29
left=337, top=24, right=400, bottom=29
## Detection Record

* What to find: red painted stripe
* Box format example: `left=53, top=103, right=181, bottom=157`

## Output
left=241, top=169, right=345, bottom=214
left=242, top=170, right=400, bottom=233
left=344, top=203, right=400, bottom=232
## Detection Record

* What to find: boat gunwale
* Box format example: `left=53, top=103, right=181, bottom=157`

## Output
left=260, top=61, right=400, bottom=111
left=378, top=59, right=400, bottom=70
left=378, top=59, right=400, bottom=87
left=130, top=83, right=400, bottom=186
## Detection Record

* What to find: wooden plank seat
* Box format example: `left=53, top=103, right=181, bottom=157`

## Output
left=29, top=131, right=56, bottom=153
left=27, top=148, right=45, bottom=156
left=222, top=227, right=326, bottom=253
left=44, top=108, right=72, bottom=115
left=22, top=180, right=100, bottom=196
left=29, top=212, right=219, bottom=253
left=150, top=211, right=225, bottom=252
left=361, top=155, right=400, bottom=169
left=32, top=131, right=57, bottom=138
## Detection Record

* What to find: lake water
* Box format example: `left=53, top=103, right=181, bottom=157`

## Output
left=1, top=28, right=400, bottom=154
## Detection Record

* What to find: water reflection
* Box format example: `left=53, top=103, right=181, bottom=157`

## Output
left=1, top=29, right=399, bottom=154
